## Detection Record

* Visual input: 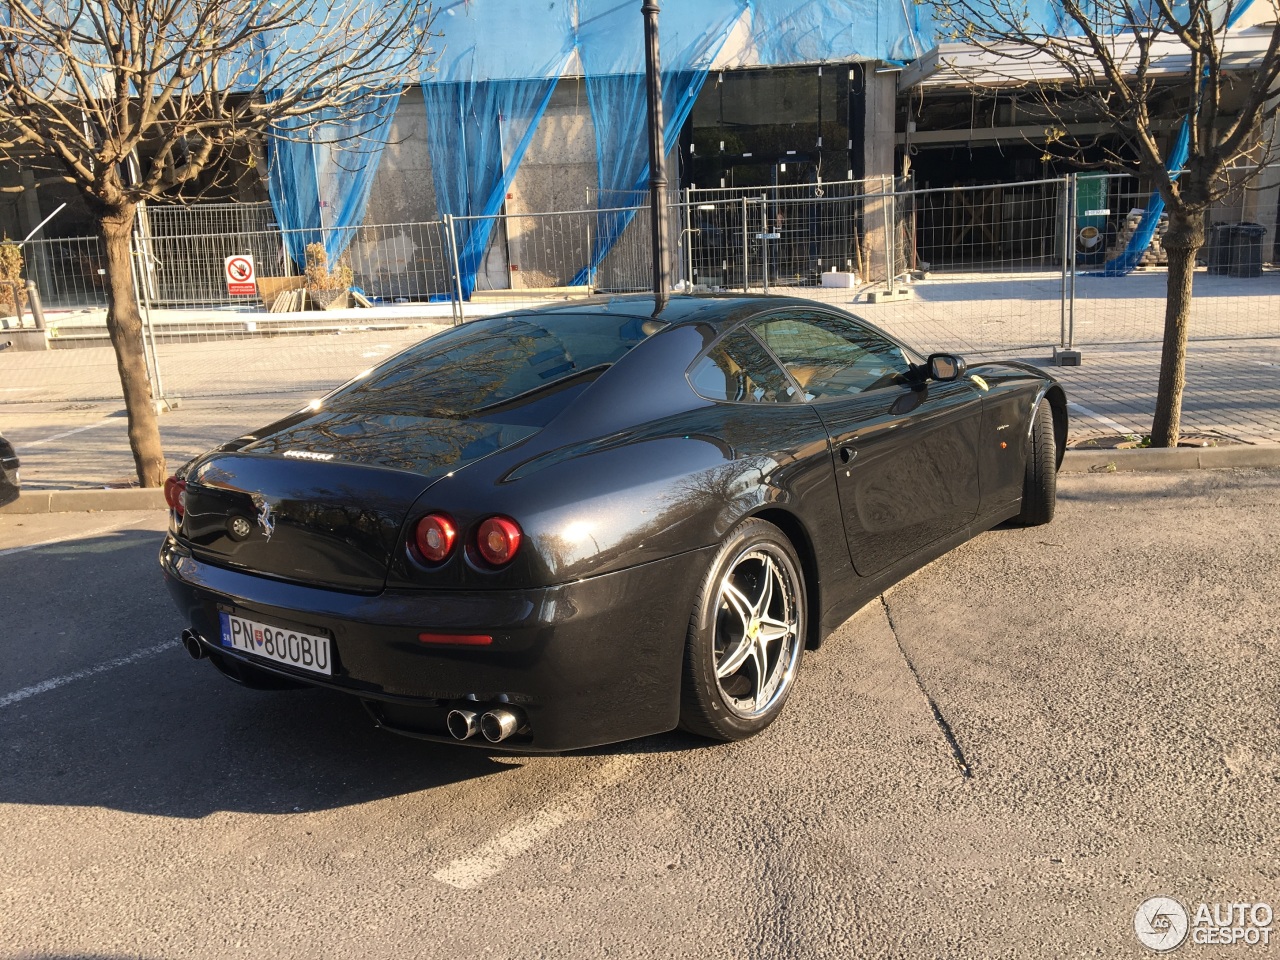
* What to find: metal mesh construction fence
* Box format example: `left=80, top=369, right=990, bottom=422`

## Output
left=21, top=235, right=110, bottom=310
left=1070, top=172, right=1280, bottom=349
left=2, top=172, right=1275, bottom=406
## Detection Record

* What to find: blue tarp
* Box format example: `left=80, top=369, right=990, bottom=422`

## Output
left=265, top=93, right=400, bottom=269
left=572, top=0, right=746, bottom=284
left=270, top=0, right=939, bottom=278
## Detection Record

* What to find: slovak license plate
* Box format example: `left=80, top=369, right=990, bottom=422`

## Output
left=219, top=612, right=332, bottom=676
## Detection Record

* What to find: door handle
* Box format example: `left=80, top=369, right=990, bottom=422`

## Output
left=839, top=446, right=856, bottom=464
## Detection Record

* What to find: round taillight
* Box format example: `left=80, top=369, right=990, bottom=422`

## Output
left=164, top=476, right=187, bottom=518
left=413, top=513, right=457, bottom=564
left=475, top=516, right=522, bottom=567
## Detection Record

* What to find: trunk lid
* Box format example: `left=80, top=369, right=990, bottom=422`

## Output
left=180, top=413, right=538, bottom=592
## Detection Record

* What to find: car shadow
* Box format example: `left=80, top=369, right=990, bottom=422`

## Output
left=1, top=525, right=718, bottom=820
left=1, top=649, right=526, bottom=818
left=2, top=644, right=714, bottom=820
left=0, top=526, right=534, bottom=818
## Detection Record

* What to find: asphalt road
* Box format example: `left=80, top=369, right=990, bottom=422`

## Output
left=1, top=469, right=1277, bottom=959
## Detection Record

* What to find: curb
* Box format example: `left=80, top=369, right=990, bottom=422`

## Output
left=2, top=446, right=1278, bottom=515
left=0, top=488, right=167, bottom=514
left=1061, top=445, right=1280, bottom=473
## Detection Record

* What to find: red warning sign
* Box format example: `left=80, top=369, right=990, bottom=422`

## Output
left=224, top=255, right=257, bottom=296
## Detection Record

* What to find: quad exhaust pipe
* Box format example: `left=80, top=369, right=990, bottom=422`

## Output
left=447, top=704, right=529, bottom=743
left=181, top=629, right=208, bottom=661
left=480, top=707, right=527, bottom=743
left=446, top=709, right=480, bottom=741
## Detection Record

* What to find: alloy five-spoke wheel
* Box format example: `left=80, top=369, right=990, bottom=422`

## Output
left=680, top=519, right=807, bottom=741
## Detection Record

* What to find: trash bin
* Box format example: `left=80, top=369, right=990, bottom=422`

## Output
left=1227, top=223, right=1267, bottom=278
left=1206, top=222, right=1233, bottom=275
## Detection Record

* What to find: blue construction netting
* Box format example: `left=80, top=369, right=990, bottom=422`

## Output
left=268, top=0, right=943, bottom=297
left=420, top=1, right=575, bottom=297
left=416, top=0, right=932, bottom=83
left=749, top=0, right=926, bottom=63
left=265, top=109, right=323, bottom=268
left=265, top=92, right=400, bottom=269
left=572, top=0, right=747, bottom=285
left=423, top=78, right=561, bottom=298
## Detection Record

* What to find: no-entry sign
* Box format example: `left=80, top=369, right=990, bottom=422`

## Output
left=224, top=255, right=257, bottom=296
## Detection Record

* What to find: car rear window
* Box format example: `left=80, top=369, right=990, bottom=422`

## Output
left=322, top=312, right=657, bottom=425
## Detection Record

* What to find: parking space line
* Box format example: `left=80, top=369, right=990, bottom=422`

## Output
left=431, top=755, right=640, bottom=890
left=0, top=638, right=180, bottom=709
left=1067, top=400, right=1133, bottom=435
left=0, top=516, right=151, bottom=557
left=26, top=419, right=114, bottom=446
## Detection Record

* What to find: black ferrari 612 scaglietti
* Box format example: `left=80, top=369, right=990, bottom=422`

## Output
left=161, top=295, right=1065, bottom=752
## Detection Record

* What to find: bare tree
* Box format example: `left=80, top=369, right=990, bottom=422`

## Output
left=0, top=0, right=436, bottom=484
left=924, top=0, right=1280, bottom=445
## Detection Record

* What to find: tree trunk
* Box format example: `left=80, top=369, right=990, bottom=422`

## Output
left=1150, top=208, right=1203, bottom=448
left=98, top=205, right=166, bottom=487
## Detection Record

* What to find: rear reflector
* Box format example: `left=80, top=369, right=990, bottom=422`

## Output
left=417, top=632, right=493, bottom=646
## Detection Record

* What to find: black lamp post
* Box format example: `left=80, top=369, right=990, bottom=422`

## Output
left=642, top=0, right=669, bottom=311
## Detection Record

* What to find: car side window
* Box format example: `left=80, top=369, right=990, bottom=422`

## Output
left=688, top=327, right=797, bottom=404
left=750, top=311, right=914, bottom=400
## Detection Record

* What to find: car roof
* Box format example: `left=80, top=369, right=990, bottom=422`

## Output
left=493, top=293, right=835, bottom=330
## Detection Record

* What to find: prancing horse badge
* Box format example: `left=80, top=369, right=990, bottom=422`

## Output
left=253, top=496, right=276, bottom=541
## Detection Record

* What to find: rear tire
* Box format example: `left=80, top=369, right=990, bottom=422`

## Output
left=679, top=519, right=806, bottom=742
left=1016, top=399, right=1057, bottom=526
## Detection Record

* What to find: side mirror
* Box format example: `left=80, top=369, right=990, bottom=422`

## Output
left=928, top=353, right=967, bottom=382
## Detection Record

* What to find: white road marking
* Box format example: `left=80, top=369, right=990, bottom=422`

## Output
left=432, top=755, right=641, bottom=889
left=26, top=419, right=115, bottom=446
left=0, top=516, right=151, bottom=557
left=1067, top=401, right=1133, bottom=434
left=0, top=638, right=180, bottom=709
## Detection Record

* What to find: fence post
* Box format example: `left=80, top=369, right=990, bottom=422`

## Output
left=683, top=187, right=694, bottom=290
left=1068, top=173, right=1078, bottom=350
left=760, top=194, right=770, bottom=295
left=884, top=189, right=895, bottom=286
left=1052, top=174, right=1083, bottom=365
left=444, top=214, right=464, bottom=326
left=737, top=195, right=747, bottom=293
left=1059, top=177, right=1070, bottom=350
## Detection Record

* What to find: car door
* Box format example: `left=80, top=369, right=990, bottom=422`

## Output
left=749, top=309, right=984, bottom=577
